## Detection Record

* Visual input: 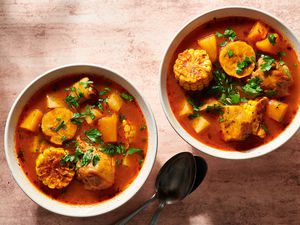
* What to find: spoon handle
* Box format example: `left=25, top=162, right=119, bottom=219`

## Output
left=114, top=194, right=158, bottom=225
left=148, top=201, right=166, bottom=225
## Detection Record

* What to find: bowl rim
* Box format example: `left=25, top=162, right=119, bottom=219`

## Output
left=4, top=63, right=158, bottom=217
left=159, top=6, right=300, bottom=159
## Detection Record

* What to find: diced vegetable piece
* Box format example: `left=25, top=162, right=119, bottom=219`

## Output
left=122, top=155, right=132, bottom=167
left=98, top=113, right=118, bottom=142
left=197, top=34, right=218, bottom=62
left=191, top=116, right=210, bottom=133
left=41, top=108, right=77, bottom=145
left=31, top=135, right=43, bottom=153
left=71, top=77, right=98, bottom=103
left=256, top=33, right=279, bottom=55
left=247, top=21, right=269, bottom=42
left=20, top=109, right=43, bottom=132
left=219, top=41, right=256, bottom=78
left=107, top=92, right=124, bottom=112
left=266, top=100, right=288, bottom=122
left=46, top=94, right=65, bottom=108
left=199, top=98, right=220, bottom=111
left=179, top=99, right=193, bottom=116
left=85, top=108, right=103, bottom=125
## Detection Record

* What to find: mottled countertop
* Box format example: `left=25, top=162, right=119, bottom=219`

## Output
left=1, top=1, right=300, bottom=225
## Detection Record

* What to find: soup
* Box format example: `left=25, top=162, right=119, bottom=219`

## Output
left=16, top=75, right=148, bottom=204
left=167, top=17, right=300, bottom=151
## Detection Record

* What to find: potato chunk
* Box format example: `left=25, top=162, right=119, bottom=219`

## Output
left=192, top=116, right=210, bottom=133
left=197, top=34, right=217, bottom=62
left=256, top=33, right=279, bottom=55
left=41, top=108, right=77, bottom=145
left=71, top=77, right=98, bottom=103
left=46, top=94, right=65, bottom=108
left=267, top=100, right=288, bottom=122
left=20, top=109, right=43, bottom=132
left=35, top=147, right=75, bottom=189
left=107, top=92, right=124, bottom=112
left=173, top=49, right=212, bottom=91
left=219, top=41, right=256, bottom=78
left=247, top=21, right=269, bottom=42
left=84, top=107, right=103, bottom=125
left=179, top=99, right=193, bottom=116
left=98, top=113, right=118, bottom=142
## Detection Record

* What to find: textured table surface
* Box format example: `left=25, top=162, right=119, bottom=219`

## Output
left=1, top=1, right=300, bottom=225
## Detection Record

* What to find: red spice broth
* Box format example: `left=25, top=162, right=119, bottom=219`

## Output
left=167, top=17, right=300, bottom=151
left=15, top=74, right=148, bottom=204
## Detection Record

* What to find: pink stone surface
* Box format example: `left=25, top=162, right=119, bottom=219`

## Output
left=1, top=1, right=300, bottom=224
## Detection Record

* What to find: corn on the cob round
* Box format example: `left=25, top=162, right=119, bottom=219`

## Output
left=122, top=119, right=136, bottom=148
left=35, top=147, right=75, bottom=189
left=173, top=49, right=212, bottom=91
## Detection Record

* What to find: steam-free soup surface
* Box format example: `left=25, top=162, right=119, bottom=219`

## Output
left=167, top=17, right=300, bottom=151
left=16, top=75, right=148, bottom=204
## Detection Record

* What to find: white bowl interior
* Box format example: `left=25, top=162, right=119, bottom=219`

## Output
left=160, top=7, right=300, bottom=159
left=5, top=64, right=157, bottom=216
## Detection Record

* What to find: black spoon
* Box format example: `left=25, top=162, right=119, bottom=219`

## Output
left=115, top=152, right=207, bottom=225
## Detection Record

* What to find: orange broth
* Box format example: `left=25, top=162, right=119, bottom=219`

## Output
left=15, top=75, right=148, bottom=204
left=167, top=17, right=300, bottom=151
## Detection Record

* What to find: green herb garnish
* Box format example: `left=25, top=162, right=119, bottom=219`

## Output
left=53, top=121, right=65, bottom=132
left=242, top=77, right=263, bottom=97
left=121, top=92, right=134, bottom=102
left=215, top=32, right=223, bottom=38
left=236, top=57, right=252, bottom=74
left=219, top=41, right=227, bottom=47
left=81, top=149, right=94, bottom=167
left=85, top=129, right=102, bottom=144
left=268, top=33, right=277, bottom=46
left=99, top=87, right=111, bottom=96
left=65, top=94, right=79, bottom=108
left=260, top=55, right=275, bottom=72
left=228, top=49, right=234, bottom=58
left=127, top=147, right=143, bottom=155
left=79, top=80, right=93, bottom=88
left=92, top=154, right=100, bottom=166
left=224, top=28, right=236, bottom=41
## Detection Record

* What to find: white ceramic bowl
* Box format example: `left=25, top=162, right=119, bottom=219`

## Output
left=160, top=6, right=300, bottom=159
left=5, top=64, right=157, bottom=217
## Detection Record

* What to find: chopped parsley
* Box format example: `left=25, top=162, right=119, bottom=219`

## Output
left=260, top=55, right=275, bottom=72
left=101, top=144, right=126, bottom=156
left=92, top=154, right=100, bottom=166
left=127, top=147, right=143, bottom=155
left=61, top=136, right=67, bottom=142
left=65, top=94, right=79, bottom=108
left=79, top=80, right=93, bottom=88
left=53, top=121, right=65, bottom=132
left=209, top=69, right=243, bottom=105
left=219, top=117, right=225, bottom=123
left=205, top=104, right=224, bottom=115
left=121, top=92, right=134, bottom=102
left=138, top=159, right=144, bottom=166
left=242, top=77, right=263, bottom=97
left=268, top=33, right=277, bottom=46
left=85, top=129, right=102, bottom=144
left=236, top=57, right=252, bottom=74
left=219, top=41, right=227, bottom=47
left=97, top=97, right=107, bottom=112
left=228, top=49, right=234, bottom=58
left=80, top=149, right=94, bottom=167
left=215, top=31, right=223, bottom=38
left=224, top=28, right=236, bottom=41
left=65, top=87, right=76, bottom=91
left=99, top=87, right=111, bottom=96
left=261, top=124, right=270, bottom=136
left=187, top=98, right=201, bottom=119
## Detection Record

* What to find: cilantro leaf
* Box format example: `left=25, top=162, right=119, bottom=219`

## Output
left=242, top=77, right=263, bottom=97
left=65, top=94, right=79, bottom=108
left=85, top=129, right=102, bottom=144
left=121, top=92, right=134, bottom=102
left=224, top=28, right=236, bottom=41
left=236, top=57, right=252, bottom=74
left=92, top=154, right=100, bottom=166
left=228, top=49, right=234, bottom=58
left=215, top=32, right=223, bottom=38
left=127, top=148, right=143, bottom=155
left=260, top=55, right=275, bottom=72
left=268, top=33, right=277, bottom=46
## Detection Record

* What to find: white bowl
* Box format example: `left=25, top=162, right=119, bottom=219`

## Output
left=160, top=6, right=300, bottom=159
left=5, top=64, right=158, bottom=217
